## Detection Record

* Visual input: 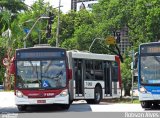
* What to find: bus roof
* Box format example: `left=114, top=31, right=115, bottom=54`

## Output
left=139, top=42, right=160, bottom=47
left=67, top=50, right=116, bottom=61
left=16, top=45, right=66, bottom=51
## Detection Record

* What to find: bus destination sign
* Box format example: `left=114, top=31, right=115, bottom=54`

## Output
left=141, top=45, right=160, bottom=54
left=17, top=51, right=65, bottom=59
left=147, top=47, right=160, bottom=53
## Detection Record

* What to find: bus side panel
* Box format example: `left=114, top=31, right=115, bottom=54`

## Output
left=84, top=81, right=104, bottom=99
left=67, top=52, right=74, bottom=102
left=112, top=82, right=121, bottom=98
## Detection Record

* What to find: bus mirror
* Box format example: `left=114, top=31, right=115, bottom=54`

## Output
left=9, top=57, right=16, bottom=75
left=68, top=69, right=72, bottom=80
left=133, top=52, right=138, bottom=69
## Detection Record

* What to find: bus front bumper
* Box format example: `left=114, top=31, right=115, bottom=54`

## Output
left=15, top=95, right=69, bottom=105
left=139, top=93, right=160, bottom=101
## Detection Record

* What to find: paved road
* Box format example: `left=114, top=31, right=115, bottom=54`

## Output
left=0, top=92, right=160, bottom=118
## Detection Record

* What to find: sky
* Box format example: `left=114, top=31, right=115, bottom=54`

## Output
left=24, top=0, right=71, bottom=13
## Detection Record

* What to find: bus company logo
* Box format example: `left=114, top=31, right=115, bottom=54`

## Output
left=44, top=93, right=55, bottom=97
left=28, top=93, right=39, bottom=96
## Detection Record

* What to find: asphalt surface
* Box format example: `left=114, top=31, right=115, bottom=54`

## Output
left=0, top=92, right=160, bottom=118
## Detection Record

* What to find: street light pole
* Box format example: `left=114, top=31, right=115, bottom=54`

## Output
left=131, top=49, right=134, bottom=103
left=89, top=38, right=103, bottom=52
left=56, top=0, right=61, bottom=47
left=23, top=16, right=49, bottom=48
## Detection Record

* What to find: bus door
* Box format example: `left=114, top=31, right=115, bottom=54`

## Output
left=74, top=59, right=84, bottom=97
left=104, top=61, right=112, bottom=96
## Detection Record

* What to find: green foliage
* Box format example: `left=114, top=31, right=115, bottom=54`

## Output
left=0, top=0, right=27, bottom=13
left=0, top=0, right=159, bottom=91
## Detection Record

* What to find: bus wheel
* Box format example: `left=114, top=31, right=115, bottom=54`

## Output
left=141, top=101, right=151, bottom=109
left=86, top=99, right=94, bottom=104
left=17, top=105, right=26, bottom=111
left=153, top=103, right=159, bottom=109
left=94, top=86, right=102, bottom=104
left=61, top=104, right=70, bottom=110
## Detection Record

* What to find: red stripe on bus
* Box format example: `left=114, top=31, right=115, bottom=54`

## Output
left=17, top=89, right=64, bottom=98
left=115, top=56, right=122, bottom=88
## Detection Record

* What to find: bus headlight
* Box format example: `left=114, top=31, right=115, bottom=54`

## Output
left=139, top=86, right=147, bottom=93
left=16, top=90, right=24, bottom=97
left=60, top=89, right=68, bottom=97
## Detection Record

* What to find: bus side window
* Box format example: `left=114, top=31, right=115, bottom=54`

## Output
left=85, top=60, right=94, bottom=80
left=94, top=61, right=103, bottom=80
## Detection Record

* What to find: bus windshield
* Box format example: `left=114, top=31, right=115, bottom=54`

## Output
left=140, top=55, right=160, bottom=84
left=16, top=60, right=66, bottom=89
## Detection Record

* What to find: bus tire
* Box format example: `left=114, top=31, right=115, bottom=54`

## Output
left=94, top=86, right=102, bottom=104
left=17, top=105, right=26, bottom=111
left=61, top=94, right=71, bottom=110
left=86, top=99, right=94, bottom=104
left=61, top=104, right=70, bottom=110
left=141, top=101, right=151, bottom=109
left=153, top=103, right=159, bottom=109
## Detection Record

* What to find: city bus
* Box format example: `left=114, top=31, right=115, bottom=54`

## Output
left=12, top=44, right=72, bottom=111
left=138, top=42, right=160, bottom=109
left=67, top=50, right=122, bottom=104
left=10, top=45, right=122, bottom=111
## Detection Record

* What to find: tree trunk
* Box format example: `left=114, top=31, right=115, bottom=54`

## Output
left=124, top=88, right=131, bottom=96
left=4, top=48, right=12, bottom=91
left=4, top=69, right=11, bottom=91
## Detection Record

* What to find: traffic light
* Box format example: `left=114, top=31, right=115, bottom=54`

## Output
left=46, top=12, right=54, bottom=38
left=49, top=12, right=54, bottom=24
left=46, top=24, right=51, bottom=38
left=116, top=32, right=121, bottom=43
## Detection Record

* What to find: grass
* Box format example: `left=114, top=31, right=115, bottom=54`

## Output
left=0, top=90, right=14, bottom=92
left=102, top=97, right=140, bottom=104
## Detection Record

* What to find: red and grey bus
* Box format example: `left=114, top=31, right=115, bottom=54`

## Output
left=12, top=44, right=71, bottom=111
left=10, top=45, right=122, bottom=111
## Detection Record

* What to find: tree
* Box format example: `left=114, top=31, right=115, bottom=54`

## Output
left=0, top=47, right=5, bottom=85
left=0, top=10, right=15, bottom=90
left=0, top=0, right=27, bottom=13
left=49, top=9, right=97, bottom=51
left=0, top=0, right=27, bottom=90
left=121, top=56, right=132, bottom=96
left=0, top=0, right=28, bottom=34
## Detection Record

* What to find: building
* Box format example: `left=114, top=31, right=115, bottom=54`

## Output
left=71, top=0, right=98, bottom=11
left=118, top=26, right=132, bottom=54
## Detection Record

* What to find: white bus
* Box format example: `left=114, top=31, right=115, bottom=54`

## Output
left=9, top=46, right=122, bottom=111
left=67, top=50, right=122, bottom=104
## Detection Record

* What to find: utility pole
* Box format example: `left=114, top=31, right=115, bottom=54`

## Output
left=56, top=0, right=61, bottom=47
left=131, top=49, right=135, bottom=103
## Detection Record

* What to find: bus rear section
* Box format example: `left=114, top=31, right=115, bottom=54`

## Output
left=67, top=51, right=122, bottom=104
left=14, top=46, right=71, bottom=111
left=138, top=42, right=160, bottom=109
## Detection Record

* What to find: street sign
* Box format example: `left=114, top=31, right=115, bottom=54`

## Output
left=105, top=36, right=116, bottom=45
left=23, top=28, right=30, bottom=34
left=3, top=58, right=9, bottom=66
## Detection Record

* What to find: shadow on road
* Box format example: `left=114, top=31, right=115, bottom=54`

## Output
left=0, top=103, right=92, bottom=114
left=144, top=105, right=160, bottom=111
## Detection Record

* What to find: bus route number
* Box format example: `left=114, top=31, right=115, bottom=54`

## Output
left=85, top=82, right=92, bottom=87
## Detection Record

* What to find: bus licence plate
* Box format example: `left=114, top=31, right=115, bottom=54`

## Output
left=37, top=100, right=46, bottom=103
